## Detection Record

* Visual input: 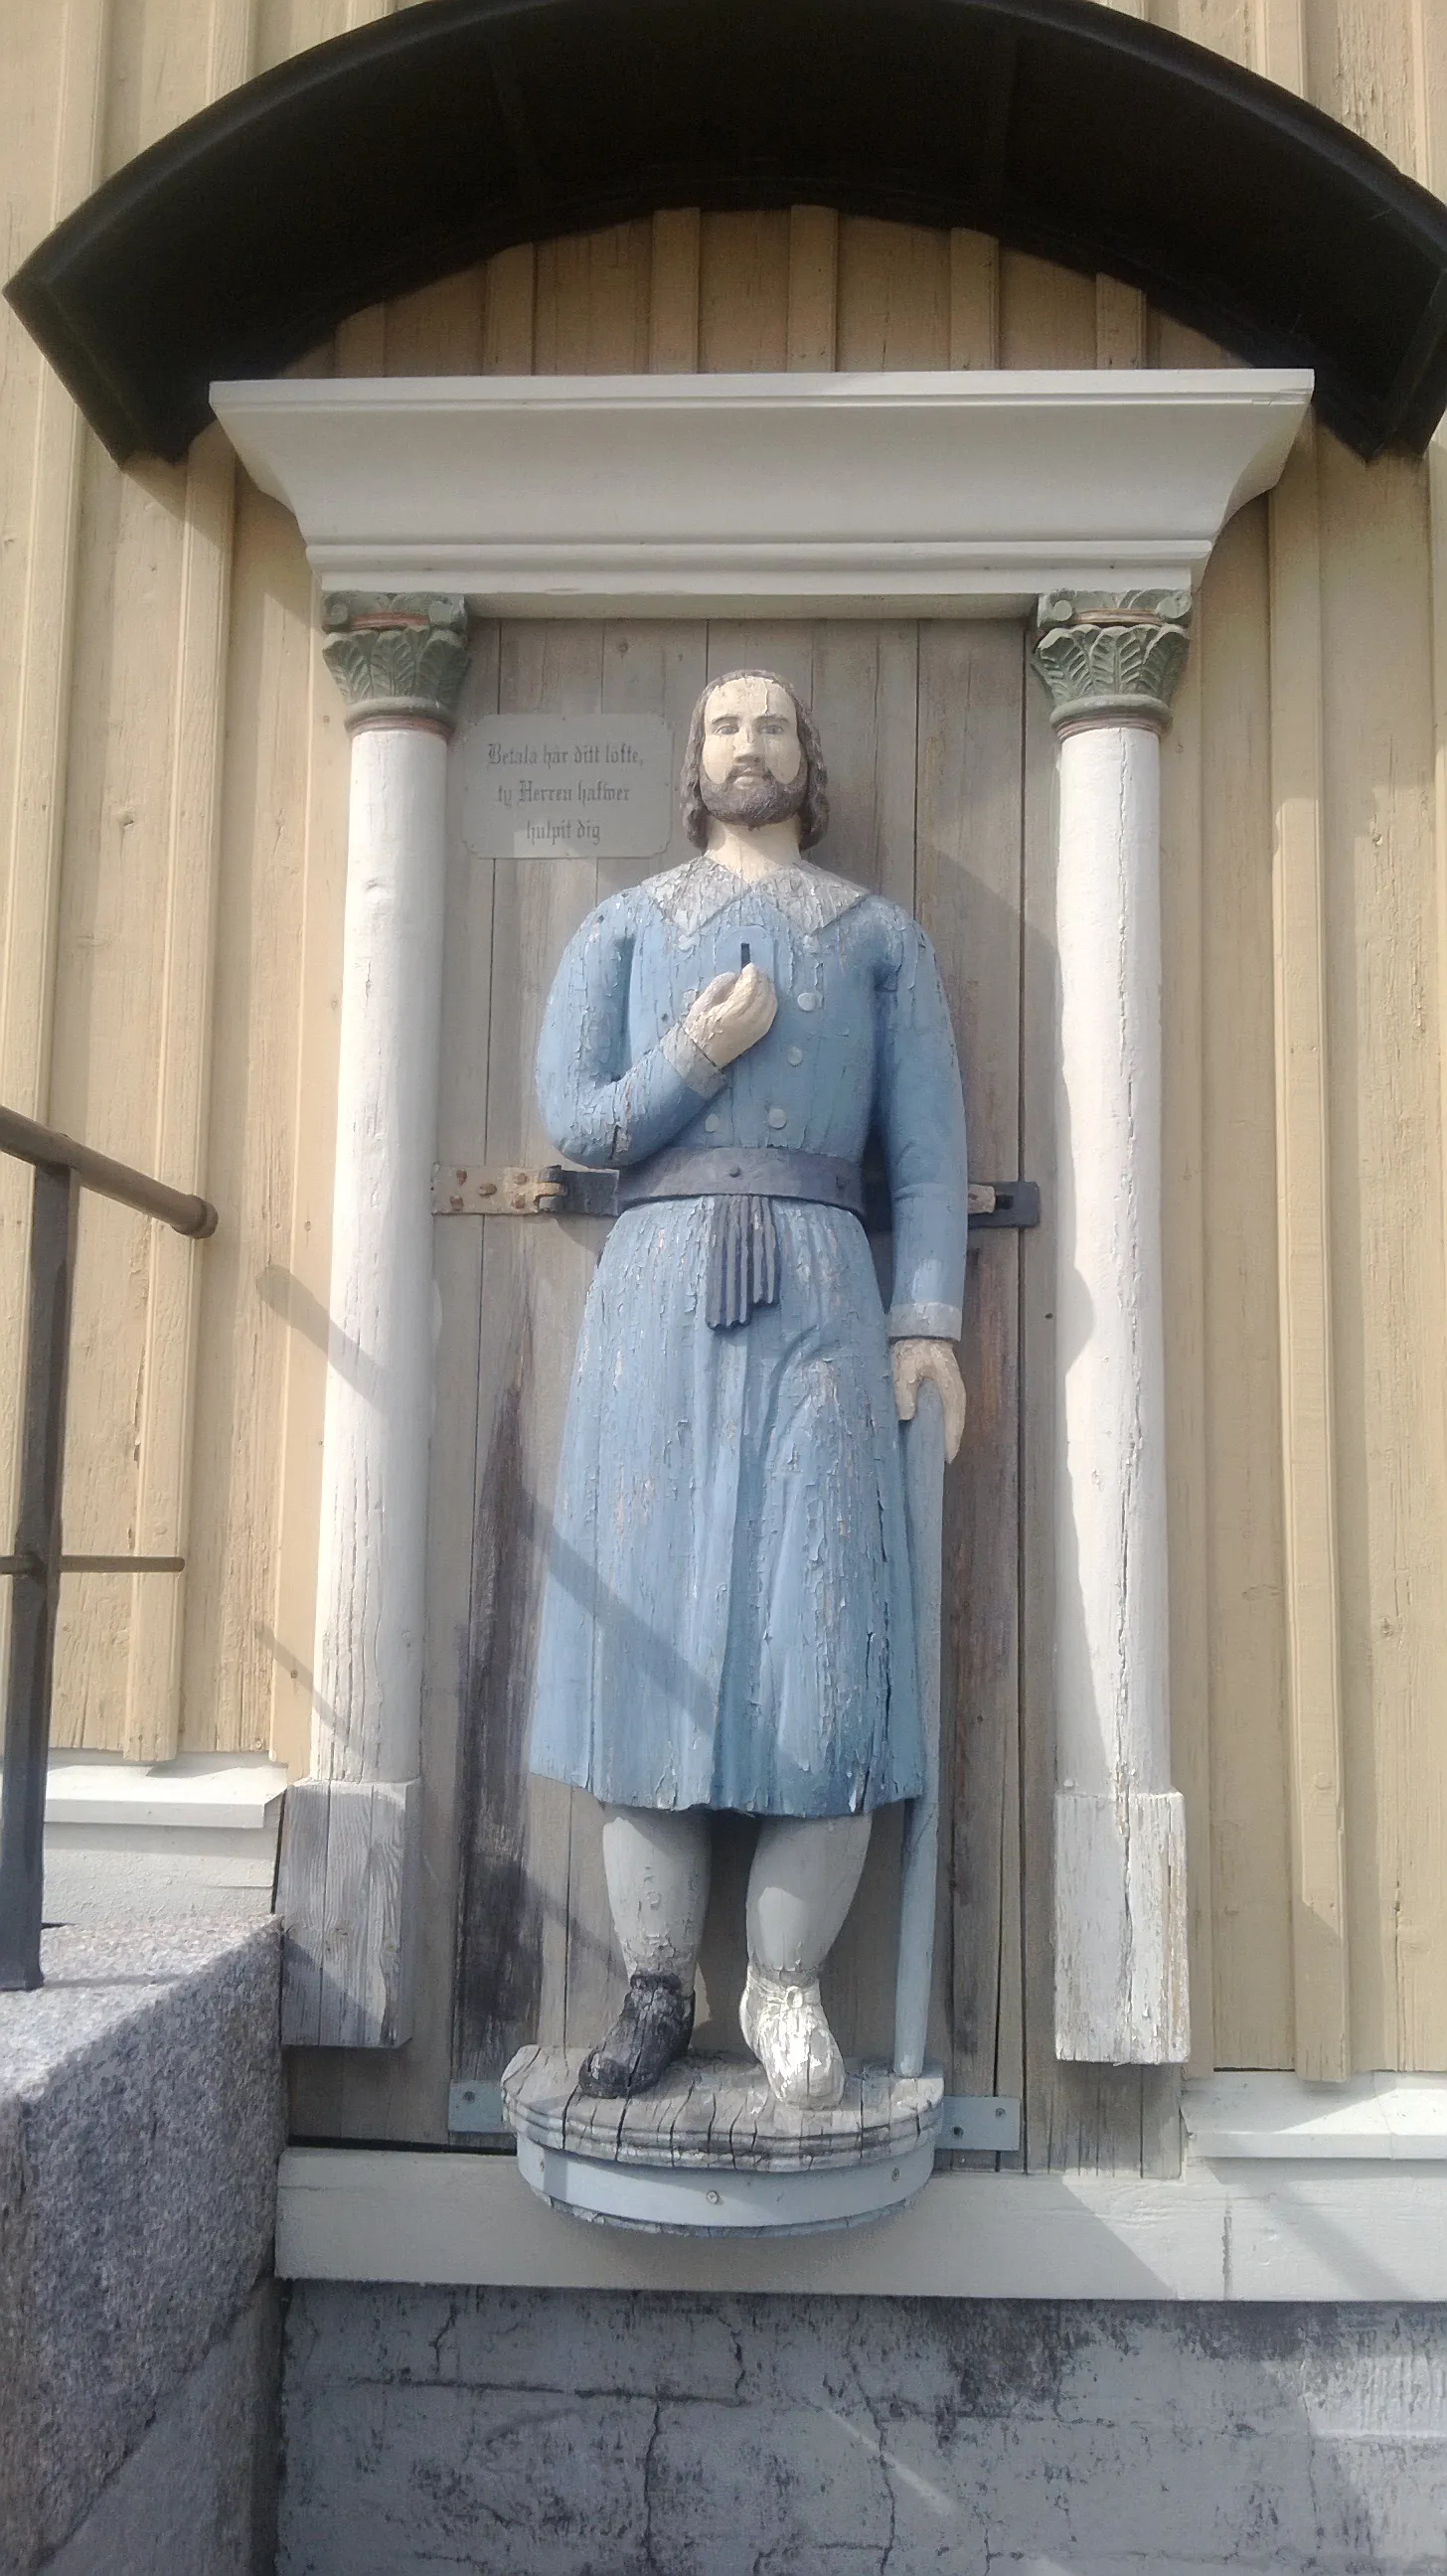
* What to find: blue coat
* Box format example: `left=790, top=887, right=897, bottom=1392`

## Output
left=528, top=853, right=968, bottom=1818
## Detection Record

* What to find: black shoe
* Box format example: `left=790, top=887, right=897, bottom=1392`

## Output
left=578, top=1971, right=695, bottom=2097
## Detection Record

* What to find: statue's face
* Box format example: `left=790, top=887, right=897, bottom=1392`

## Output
left=700, top=674, right=805, bottom=792
left=698, top=674, right=808, bottom=837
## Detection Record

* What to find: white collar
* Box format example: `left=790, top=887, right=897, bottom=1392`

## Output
left=644, top=854, right=869, bottom=936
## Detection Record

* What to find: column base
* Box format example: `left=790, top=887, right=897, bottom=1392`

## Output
left=276, top=1776, right=418, bottom=2048
left=1054, top=1789, right=1190, bottom=2064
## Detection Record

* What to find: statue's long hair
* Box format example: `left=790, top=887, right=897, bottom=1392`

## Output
left=679, top=670, right=830, bottom=854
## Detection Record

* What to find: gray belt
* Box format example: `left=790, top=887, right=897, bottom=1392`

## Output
left=616, top=1147, right=864, bottom=1331
left=616, top=1146, right=864, bottom=1217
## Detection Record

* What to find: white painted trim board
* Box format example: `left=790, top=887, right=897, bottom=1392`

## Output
left=38, top=1755, right=285, bottom=1922
left=1185, top=2071, right=1447, bottom=2160
left=44, top=1752, right=287, bottom=1833
left=278, top=2148, right=1447, bottom=2302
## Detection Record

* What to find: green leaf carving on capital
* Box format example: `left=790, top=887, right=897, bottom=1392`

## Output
left=321, top=592, right=470, bottom=731
left=1031, top=589, right=1194, bottom=735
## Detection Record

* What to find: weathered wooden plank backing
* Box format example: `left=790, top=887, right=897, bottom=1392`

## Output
left=450, top=615, right=1029, bottom=2126
left=914, top=624, right=1025, bottom=2137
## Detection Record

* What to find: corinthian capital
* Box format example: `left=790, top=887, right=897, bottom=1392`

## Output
left=322, top=592, right=470, bottom=734
left=1032, top=590, right=1193, bottom=736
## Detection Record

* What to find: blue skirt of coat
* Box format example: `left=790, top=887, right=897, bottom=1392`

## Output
left=528, top=1196, right=924, bottom=1817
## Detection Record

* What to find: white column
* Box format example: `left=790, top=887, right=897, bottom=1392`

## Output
left=276, top=593, right=469, bottom=2049
left=316, top=721, right=446, bottom=1783
left=1034, top=591, right=1193, bottom=2066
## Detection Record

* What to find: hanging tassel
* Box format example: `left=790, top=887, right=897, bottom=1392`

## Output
left=706, top=1195, right=780, bottom=1329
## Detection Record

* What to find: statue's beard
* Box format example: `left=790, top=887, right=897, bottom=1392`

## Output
left=701, top=764, right=807, bottom=835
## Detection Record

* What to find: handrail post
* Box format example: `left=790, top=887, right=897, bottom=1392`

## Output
left=0, top=1162, right=80, bottom=1989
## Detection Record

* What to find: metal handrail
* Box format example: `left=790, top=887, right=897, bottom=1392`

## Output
left=0, top=1108, right=219, bottom=1991
left=0, top=1106, right=217, bottom=1239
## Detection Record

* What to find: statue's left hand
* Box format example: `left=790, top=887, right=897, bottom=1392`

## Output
left=891, top=1339, right=967, bottom=1462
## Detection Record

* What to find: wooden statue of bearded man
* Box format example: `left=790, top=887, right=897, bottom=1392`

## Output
left=529, top=670, right=968, bottom=2110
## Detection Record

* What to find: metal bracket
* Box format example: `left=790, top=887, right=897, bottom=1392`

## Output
left=434, top=1167, right=573, bottom=1215
left=450, top=2079, right=1022, bottom=2153
left=965, top=1182, right=1041, bottom=1232
left=938, top=2094, right=1022, bottom=2153
left=433, top=1166, right=1041, bottom=1232
left=449, top=2079, right=506, bottom=2134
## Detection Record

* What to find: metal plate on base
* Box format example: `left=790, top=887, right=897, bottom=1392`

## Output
left=515, top=2128, right=938, bottom=2236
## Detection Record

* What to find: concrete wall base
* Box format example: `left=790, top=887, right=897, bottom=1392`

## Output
left=279, top=2285, right=1447, bottom=2576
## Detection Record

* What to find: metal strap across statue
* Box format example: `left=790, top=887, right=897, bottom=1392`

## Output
left=527, top=669, right=969, bottom=2113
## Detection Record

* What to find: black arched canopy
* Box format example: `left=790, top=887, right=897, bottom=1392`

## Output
left=11, top=0, right=1447, bottom=465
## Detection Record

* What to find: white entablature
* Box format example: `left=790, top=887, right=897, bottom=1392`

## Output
left=211, top=368, right=1311, bottom=615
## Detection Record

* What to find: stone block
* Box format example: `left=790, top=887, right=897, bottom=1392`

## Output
left=41, top=2285, right=279, bottom=2576
left=0, top=1918, right=283, bottom=2569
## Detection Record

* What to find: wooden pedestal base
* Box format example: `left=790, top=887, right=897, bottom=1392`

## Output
left=503, top=2045, right=944, bottom=2237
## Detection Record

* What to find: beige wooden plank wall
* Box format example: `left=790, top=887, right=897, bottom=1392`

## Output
left=3, top=0, right=1447, bottom=2076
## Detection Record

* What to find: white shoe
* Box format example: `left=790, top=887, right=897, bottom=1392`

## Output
left=739, top=1960, right=847, bottom=2111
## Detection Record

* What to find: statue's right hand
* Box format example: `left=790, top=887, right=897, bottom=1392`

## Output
left=685, top=964, right=778, bottom=1068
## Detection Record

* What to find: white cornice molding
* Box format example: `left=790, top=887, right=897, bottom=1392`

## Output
left=211, top=369, right=1313, bottom=616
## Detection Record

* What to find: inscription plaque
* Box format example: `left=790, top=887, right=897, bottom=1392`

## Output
left=462, top=714, right=674, bottom=860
